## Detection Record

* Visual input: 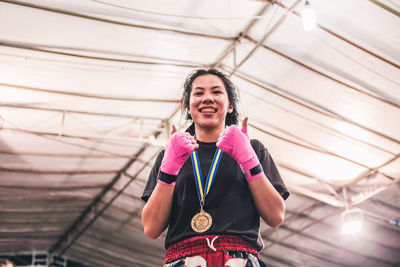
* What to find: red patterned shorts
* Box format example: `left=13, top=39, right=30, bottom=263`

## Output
left=163, top=235, right=267, bottom=267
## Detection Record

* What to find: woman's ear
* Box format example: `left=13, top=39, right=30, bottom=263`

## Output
left=227, top=103, right=233, bottom=114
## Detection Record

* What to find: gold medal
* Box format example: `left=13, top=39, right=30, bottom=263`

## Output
left=190, top=149, right=222, bottom=233
left=191, top=205, right=212, bottom=233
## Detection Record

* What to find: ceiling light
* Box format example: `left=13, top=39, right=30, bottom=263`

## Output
left=302, top=0, right=316, bottom=31
left=341, top=208, right=364, bottom=235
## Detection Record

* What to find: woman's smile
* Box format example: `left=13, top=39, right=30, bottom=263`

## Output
left=199, top=106, right=217, bottom=114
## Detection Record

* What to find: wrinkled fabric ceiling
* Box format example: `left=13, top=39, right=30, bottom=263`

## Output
left=0, top=0, right=399, bottom=266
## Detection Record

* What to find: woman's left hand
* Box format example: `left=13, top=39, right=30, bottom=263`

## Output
left=216, top=117, right=263, bottom=181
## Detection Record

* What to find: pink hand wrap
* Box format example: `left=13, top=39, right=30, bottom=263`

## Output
left=160, top=132, right=196, bottom=176
left=217, top=125, right=264, bottom=181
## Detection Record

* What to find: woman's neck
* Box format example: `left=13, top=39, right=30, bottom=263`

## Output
left=195, top=125, right=224, bottom=142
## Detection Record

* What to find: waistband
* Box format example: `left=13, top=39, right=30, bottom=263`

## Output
left=164, top=235, right=258, bottom=264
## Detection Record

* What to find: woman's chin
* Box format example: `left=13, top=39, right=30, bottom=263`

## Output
left=196, top=121, right=224, bottom=130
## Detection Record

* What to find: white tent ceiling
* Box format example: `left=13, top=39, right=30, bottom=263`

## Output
left=0, top=0, right=399, bottom=266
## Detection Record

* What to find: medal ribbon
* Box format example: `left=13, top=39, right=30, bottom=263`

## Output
left=191, top=148, right=223, bottom=206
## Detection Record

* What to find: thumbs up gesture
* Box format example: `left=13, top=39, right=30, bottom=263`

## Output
left=217, top=118, right=264, bottom=181
left=160, top=125, right=198, bottom=176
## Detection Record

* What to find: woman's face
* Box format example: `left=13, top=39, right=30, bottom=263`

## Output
left=188, top=74, right=233, bottom=131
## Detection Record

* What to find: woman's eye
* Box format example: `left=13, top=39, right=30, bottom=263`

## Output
left=193, top=92, right=203, bottom=96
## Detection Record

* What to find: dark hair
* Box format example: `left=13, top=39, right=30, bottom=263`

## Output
left=181, top=69, right=239, bottom=135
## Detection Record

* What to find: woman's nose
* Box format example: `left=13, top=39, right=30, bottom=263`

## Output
left=202, top=92, right=214, bottom=103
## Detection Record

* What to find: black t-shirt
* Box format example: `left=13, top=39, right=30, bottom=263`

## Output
left=141, top=139, right=289, bottom=251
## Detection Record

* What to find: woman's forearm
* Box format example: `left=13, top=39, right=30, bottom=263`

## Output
left=248, top=175, right=285, bottom=228
left=141, top=183, right=174, bottom=239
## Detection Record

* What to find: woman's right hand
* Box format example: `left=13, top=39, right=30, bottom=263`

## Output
left=160, top=125, right=198, bottom=176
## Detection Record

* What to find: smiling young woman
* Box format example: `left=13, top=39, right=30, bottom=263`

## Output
left=141, top=69, right=289, bottom=267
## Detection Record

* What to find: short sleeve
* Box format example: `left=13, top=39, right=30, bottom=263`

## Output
left=251, top=139, right=290, bottom=200
left=141, top=150, right=165, bottom=202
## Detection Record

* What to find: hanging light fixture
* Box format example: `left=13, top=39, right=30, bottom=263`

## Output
left=302, top=0, right=316, bottom=31
left=341, top=208, right=364, bottom=235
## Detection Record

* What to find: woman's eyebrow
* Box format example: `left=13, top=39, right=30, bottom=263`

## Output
left=193, top=85, right=222, bottom=90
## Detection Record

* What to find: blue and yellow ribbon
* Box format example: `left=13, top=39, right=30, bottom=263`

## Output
left=191, top=148, right=223, bottom=205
